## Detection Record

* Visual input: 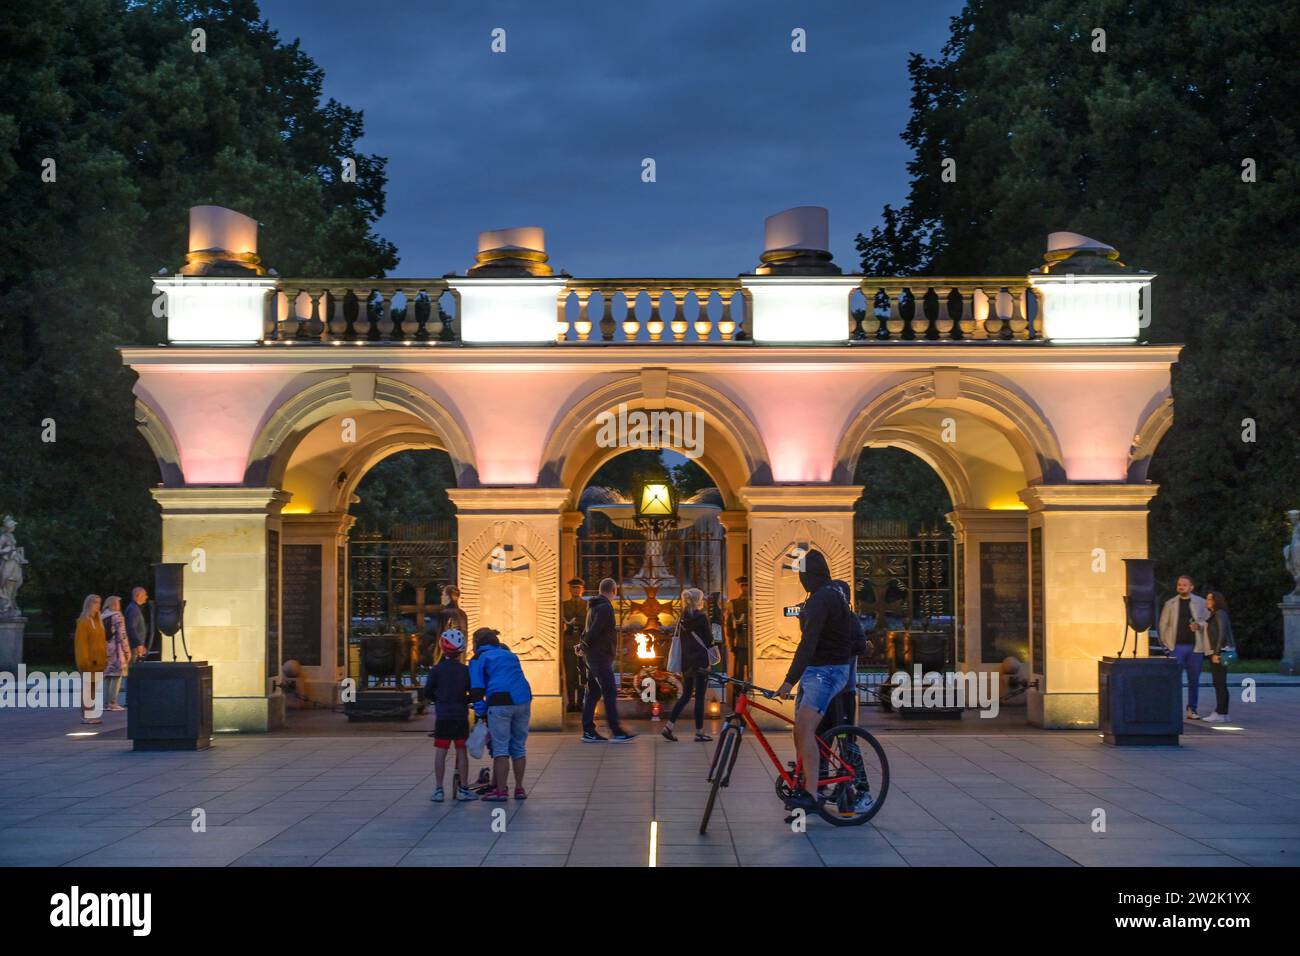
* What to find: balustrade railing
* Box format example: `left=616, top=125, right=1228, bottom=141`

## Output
left=555, top=280, right=749, bottom=343
left=266, top=279, right=457, bottom=344
left=257, top=276, right=1040, bottom=344
left=855, top=278, right=1039, bottom=341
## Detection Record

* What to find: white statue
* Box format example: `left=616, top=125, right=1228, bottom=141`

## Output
left=1285, top=510, right=1300, bottom=600
left=0, top=516, right=28, bottom=617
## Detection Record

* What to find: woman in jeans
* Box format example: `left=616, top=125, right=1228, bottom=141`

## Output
left=661, top=588, right=714, bottom=742
left=1203, top=591, right=1234, bottom=723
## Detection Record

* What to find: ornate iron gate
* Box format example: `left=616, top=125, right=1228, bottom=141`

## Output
left=347, top=520, right=458, bottom=684
left=853, top=518, right=955, bottom=667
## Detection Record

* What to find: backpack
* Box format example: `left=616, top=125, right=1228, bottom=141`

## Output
left=825, top=584, right=868, bottom=657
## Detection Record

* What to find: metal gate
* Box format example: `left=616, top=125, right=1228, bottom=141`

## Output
left=853, top=518, right=955, bottom=668
left=347, top=520, right=458, bottom=685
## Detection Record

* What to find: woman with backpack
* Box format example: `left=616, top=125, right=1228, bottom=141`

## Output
left=661, top=587, right=715, bottom=742
left=1203, top=591, right=1235, bottom=723
left=101, top=595, right=131, bottom=711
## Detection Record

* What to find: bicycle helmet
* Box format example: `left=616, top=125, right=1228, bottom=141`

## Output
left=439, top=628, right=466, bottom=654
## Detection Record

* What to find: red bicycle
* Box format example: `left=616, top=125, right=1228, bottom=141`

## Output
left=700, top=674, right=889, bottom=833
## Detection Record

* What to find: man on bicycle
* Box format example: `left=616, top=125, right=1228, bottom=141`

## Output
left=775, top=549, right=856, bottom=811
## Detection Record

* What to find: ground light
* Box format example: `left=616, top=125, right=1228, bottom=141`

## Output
left=648, top=820, right=658, bottom=867
left=65, top=732, right=98, bottom=737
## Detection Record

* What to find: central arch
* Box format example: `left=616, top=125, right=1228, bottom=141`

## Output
left=538, top=372, right=771, bottom=509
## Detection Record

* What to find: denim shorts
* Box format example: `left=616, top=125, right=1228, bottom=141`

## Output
left=796, top=663, right=853, bottom=715
left=486, top=702, right=531, bottom=759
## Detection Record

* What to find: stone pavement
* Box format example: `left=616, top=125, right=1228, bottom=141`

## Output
left=1, top=687, right=1298, bottom=867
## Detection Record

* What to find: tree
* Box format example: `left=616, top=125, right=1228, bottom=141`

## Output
left=858, top=0, right=1300, bottom=654
left=0, top=0, right=397, bottom=654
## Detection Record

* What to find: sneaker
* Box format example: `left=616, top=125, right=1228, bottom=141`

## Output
left=783, top=788, right=817, bottom=812
left=480, top=789, right=509, bottom=802
left=694, top=732, right=713, bottom=742
left=514, top=787, right=527, bottom=800
left=853, top=791, right=876, bottom=813
left=610, top=731, right=638, bottom=743
left=455, top=787, right=476, bottom=801
left=1204, top=712, right=1227, bottom=723
left=1185, top=707, right=1202, bottom=721
left=581, top=731, right=608, bottom=743
left=661, top=727, right=678, bottom=742
left=430, top=787, right=445, bottom=803
left=106, top=704, right=125, bottom=712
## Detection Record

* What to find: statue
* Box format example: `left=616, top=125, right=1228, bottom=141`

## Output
left=1285, top=510, right=1300, bottom=602
left=0, top=516, right=28, bottom=618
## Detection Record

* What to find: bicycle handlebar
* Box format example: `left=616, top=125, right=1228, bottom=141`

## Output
left=707, top=672, right=786, bottom=700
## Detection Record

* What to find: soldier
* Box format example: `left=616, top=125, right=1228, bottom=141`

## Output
left=561, top=578, right=588, bottom=712
left=725, top=575, right=751, bottom=684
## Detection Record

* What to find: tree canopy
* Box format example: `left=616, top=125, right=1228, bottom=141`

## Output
left=0, top=0, right=397, bottom=650
left=857, top=0, right=1299, bottom=654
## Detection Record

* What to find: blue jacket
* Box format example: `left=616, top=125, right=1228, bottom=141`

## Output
left=123, top=601, right=148, bottom=650
left=468, top=644, right=532, bottom=717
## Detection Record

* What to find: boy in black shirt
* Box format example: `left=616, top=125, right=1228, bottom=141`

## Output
left=425, top=629, right=475, bottom=802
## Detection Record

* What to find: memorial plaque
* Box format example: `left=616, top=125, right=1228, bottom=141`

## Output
left=282, top=544, right=323, bottom=667
left=266, top=529, right=280, bottom=678
left=979, top=541, right=1028, bottom=664
left=1030, top=527, right=1045, bottom=678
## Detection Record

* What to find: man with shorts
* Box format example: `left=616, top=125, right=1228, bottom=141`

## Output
left=425, top=629, right=475, bottom=802
left=775, top=549, right=855, bottom=811
left=469, top=628, right=533, bottom=801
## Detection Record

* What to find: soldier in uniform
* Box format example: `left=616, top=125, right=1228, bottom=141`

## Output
left=561, top=577, right=588, bottom=712
left=725, top=575, right=751, bottom=685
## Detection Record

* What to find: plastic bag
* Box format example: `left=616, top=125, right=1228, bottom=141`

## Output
left=467, top=718, right=489, bottom=759
left=666, top=622, right=683, bottom=674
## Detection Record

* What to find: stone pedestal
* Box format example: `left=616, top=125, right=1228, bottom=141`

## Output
left=739, top=484, right=860, bottom=728
left=1020, top=485, right=1158, bottom=729
left=150, top=487, right=290, bottom=733
left=0, top=616, right=25, bottom=672
left=448, top=488, right=570, bottom=730
left=1281, top=600, right=1300, bottom=676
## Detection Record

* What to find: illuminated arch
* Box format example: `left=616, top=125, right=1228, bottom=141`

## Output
left=538, top=373, right=771, bottom=508
left=244, top=374, right=477, bottom=488
left=1127, top=396, right=1174, bottom=482
left=133, top=395, right=185, bottom=486
left=833, top=371, right=1066, bottom=487
left=861, top=427, right=973, bottom=509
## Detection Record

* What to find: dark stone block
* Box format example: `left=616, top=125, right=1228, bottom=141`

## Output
left=1098, top=656, right=1181, bottom=746
left=127, top=661, right=213, bottom=751
left=344, top=689, right=415, bottom=721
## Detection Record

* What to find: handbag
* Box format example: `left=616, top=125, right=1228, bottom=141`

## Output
left=693, top=629, right=722, bottom=668
left=666, top=619, right=683, bottom=674
left=1220, top=643, right=1238, bottom=666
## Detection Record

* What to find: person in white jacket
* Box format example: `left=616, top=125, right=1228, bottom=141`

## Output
left=1158, top=574, right=1210, bottom=720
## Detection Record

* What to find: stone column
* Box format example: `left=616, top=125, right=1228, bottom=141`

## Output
left=738, top=485, right=860, bottom=725
left=447, top=488, right=571, bottom=730
left=945, top=508, right=1030, bottom=672
left=718, top=510, right=749, bottom=601
left=559, top=510, right=584, bottom=587
left=279, top=512, right=354, bottom=705
left=150, top=487, right=291, bottom=732
left=1018, top=484, right=1158, bottom=728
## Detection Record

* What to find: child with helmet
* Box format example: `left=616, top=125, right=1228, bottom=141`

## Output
left=424, top=628, right=475, bottom=802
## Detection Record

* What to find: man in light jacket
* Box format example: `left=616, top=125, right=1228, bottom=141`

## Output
left=1158, top=574, right=1210, bottom=720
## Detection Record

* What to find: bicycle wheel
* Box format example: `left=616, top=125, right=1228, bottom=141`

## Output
left=814, top=724, right=889, bottom=827
left=700, top=727, right=740, bottom=834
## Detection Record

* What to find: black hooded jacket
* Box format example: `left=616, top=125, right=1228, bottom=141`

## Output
left=786, top=549, right=855, bottom=684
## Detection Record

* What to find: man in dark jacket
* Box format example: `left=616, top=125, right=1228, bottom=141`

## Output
left=578, top=577, right=637, bottom=743
left=775, top=550, right=855, bottom=809
left=124, top=587, right=149, bottom=660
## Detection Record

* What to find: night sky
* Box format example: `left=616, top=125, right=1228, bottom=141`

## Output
left=258, top=0, right=963, bottom=277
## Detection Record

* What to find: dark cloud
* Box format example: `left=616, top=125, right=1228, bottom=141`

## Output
left=260, top=0, right=961, bottom=276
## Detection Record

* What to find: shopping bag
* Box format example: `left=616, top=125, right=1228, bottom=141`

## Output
left=466, top=718, right=489, bottom=759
